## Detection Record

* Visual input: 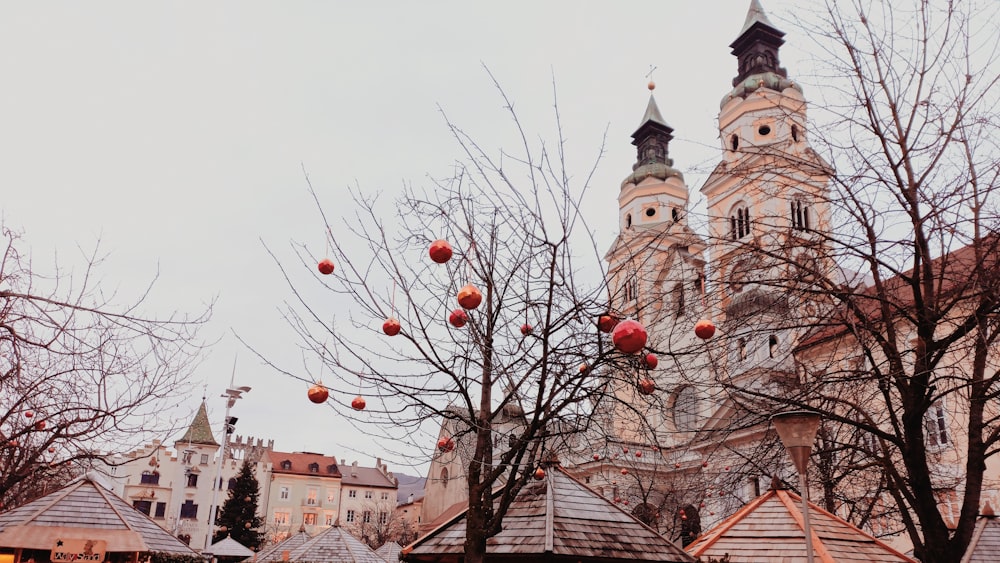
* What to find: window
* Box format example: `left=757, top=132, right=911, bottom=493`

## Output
left=186, top=473, right=198, bottom=488
left=379, top=512, right=388, bottom=525
left=327, top=489, right=337, bottom=503
left=346, top=510, right=355, bottom=523
left=926, top=401, right=949, bottom=447
left=140, top=472, right=159, bottom=485
left=364, top=491, right=373, bottom=499
left=768, top=335, right=779, bottom=358
left=154, top=502, right=166, bottom=518
left=673, top=386, right=700, bottom=432
left=626, top=213, right=632, bottom=229
left=791, top=199, right=811, bottom=231
left=730, top=134, right=739, bottom=151
left=181, top=451, right=193, bottom=464
left=757, top=124, right=771, bottom=136
left=623, top=277, right=638, bottom=302
left=281, top=460, right=292, bottom=470
left=730, top=206, right=751, bottom=239
left=644, top=207, right=656, bottom=217
left=132, top=500, right=152, bottom=515
left=674, top=283, right=685, bottom=318
left=671, top=208, right=680, bottom=222
left=273, top=512, right=289, bottom=525
left=791, top=124, right=800, bottom=142
left=440, top=467, right=449, bottom=487
left=307, top=488, right=318, bottom=505
left=280, top=487, right=289, bottom=500
left=737, top=338, right=748, bottom=361
left=178, top=534, right=191, bottom=545
left=180, top=500, right=198, bottom=520
left=303, top=513, right=316, bottom=525
left=228, top=478, right=238, bottom=490
left=348, top=490, right=357, bottom=498
left=363, top=511, right=372, bottom=524
left=381, top=492, right=389, bottom=500
left=200, top=454, right=209, bottom=465
left=325, top=513, right=334, bottom=526
left=309, top=462, right=319, bottom=473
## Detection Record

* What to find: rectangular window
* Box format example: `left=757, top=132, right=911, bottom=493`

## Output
left=280, top=486, right=289, bottom=500
left=363, top=511, right=372, bottom=523
left=378, top=512, right=388, bottom=525
left=348, top=490, right=357, bottom=498
left=132, top=500, right=152, bottom=515
left=200, top=454, right=209, bottom=465
left=154, top=502, right=166, bottom=518
left=364, top=491, right=373, bottom=499
left=327, top=489, right=337, bottom=503
left=303, top=513, right=316, bottom=525
left=181, top=451, right=193, bottom=464
left=273, top=512, right=289, bottom=525
left=325, top=513, right=334, bottom=526
left=926, top=402, right=949, bottom=447
left=186, top=473, right=198, bottom=488
left=381, top=492, right=389, bottom=500
left=180, top=500, right=198, bottom=519
left=307, top=488, right=318, bottom=505
left=346, top=510, right=355, bottom=523
left=140, top=472, right=160, bottom=485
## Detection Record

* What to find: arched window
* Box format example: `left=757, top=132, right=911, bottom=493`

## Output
left=673, top=386, right=700, bottom=432
left=791, top=124, right=800, bottom=142
left=730, top=134, right=739, bottom=151
left=281, top=460, right=292, bottom=470
left=625, top=213, right=632, bottom=229
left=440, top=467, right=449, bottom=487
left=768, top=335, right=779, bottom=358
left=674, top=283, right=685, bottom=318
left=623, top=277, right=638, bottom=302
left=671, top=208, right=680, bottom=222
left=791, top=199, right=811, bottom=231
left=730, top=206, right=751, bottom=239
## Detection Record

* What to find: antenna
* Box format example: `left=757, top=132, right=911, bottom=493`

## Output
left=229, top=354, right=238, bottom=387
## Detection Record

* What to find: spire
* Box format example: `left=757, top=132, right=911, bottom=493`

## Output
left=630, top=91, right=674, bottom=171
left=729, top=0, right=787, bottom=86
left=176, top=401, right=219, bottom=446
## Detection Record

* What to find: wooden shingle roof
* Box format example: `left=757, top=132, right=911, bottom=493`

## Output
left=256, top=530, right=312, bottom=562
left=960, top=506, right=1000, bottom=563
left=175, top=401, right=219, bottom=446
left=375, top=541, right=402, bottom=562
left=403, top=464, right=694, bottom=563
left=686, top=487, right=916, bottom=563
left=205, top=536, right=254, bottom=558
left=286, top=525, right=383, bottom=563
left=0, top=473, right=197, bottom=555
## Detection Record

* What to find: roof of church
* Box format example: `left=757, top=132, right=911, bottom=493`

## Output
left=686, top=486, right=916, bottom=562
left=960, top=503, right=1000, bottom=563
left=637, top=94, right=669, bottom=130
left=738, top=0, right=777, bottom=36
left=403, top=463, right=694, bottom=563
left=0, top=472, right=197, bottom=555
left=175, top=401, right=218, bottom=446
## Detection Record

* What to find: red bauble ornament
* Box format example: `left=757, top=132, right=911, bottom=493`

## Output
left=533, top=467, right=546, bottom=480
left=593, top=454, right=601, bottom=461
left=520, top=323, right=533, bottom=336
left=382, top=317, right=401, bottom=336
left=48, top=447, right=56, bottom=453
left=457, top=285, right=483, bottom=309
left=24, top=411, right=33, bottom=419
left=7, top=440, right=17, bottom=448
left=700, top=502, right=706, bottom=508
left=317, top=258, right=335, bottom=275
left=725, top=466, right=730, bottom=471
left=351, top=396, right=366, bottom=411
left=702, top=461, right=709, bottom=468
left=34, top=420, right=46, bottom=431
left=674, top=463, right=681, bottom=469
left=710, top=511, right=715, bottom=516
left=307, top=384, right=329, bottom=404
left=612, top=320, right=648, bottom=354
left=579, top=363, right=589, bottom=374
left=597, top=314, right=619, bottom=333
left=644, top=353, right=658, bottom=369
left=694, top=318, right=716, bottom=339
left=623, top=500, right=629, bottom=506
left=448, top=309, right=468, bottom=328
left=635, top=451, right=643, bottom=458
left=623, top=447, right=629, bottom=454
left=638, top=378, right=656, bottom=395
left=614, top=497, right=621, bottom=503
left=621, top=468, right=629, bottom=475
left=437, top=436, right=455, bottom=452
left=428, top=240, right=453, bottom=264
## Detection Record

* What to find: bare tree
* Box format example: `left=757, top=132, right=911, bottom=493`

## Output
left=345, top=497, right=412, bottom=549
left=0, top=226, right=209, bottom=507
left=264, top=75, right=647, bottom=563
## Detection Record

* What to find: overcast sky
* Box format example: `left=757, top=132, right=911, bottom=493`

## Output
left=1, top=1, right=813, bottom=476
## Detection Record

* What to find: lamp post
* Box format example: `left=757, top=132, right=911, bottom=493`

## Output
left=771, top=410, right=821, bottom=563
left=204, top=386, right=251, bottom=551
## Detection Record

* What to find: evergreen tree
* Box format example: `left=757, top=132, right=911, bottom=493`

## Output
left=213, top=461, right=264, bottom=550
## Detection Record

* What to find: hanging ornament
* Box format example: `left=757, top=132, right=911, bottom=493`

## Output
left=382, top=317, right=401, bottom=336
left=245, top=522, right=252, bottom=529
left=448, top=309, right=468, bottom=328
left=702, top=461, right=709, bottom=468
left=34, top=420, right=46, bottom=431
left=623, top=500, right=629, bottom=506
left=614, top=497, right=621, bottom=503
left=612, top=320, right=648, bottom=354
left=700, top=502, right=706, bottom=508
left=674, top=463, right=681, bottom=468
left=317, top=258, right=335, bottom=275
left=351, top=396, right=366, bottom=411
left=457, top=285, right=483, bottom=309
left=578, top=363, right=589, bottom=374
left=725, top=466, right=731, bottom=471
left=621, top=468, right=629, bottom=475
left=597, top=314, right=619, bottom=333
left=644, top=353, right=658, bottom=369
left=635, top=451, right=643, bottom=458
left=428, top=240, right=453, bottom=264
left=7, top=440, right=18, bottom=448
left=533, top=467, right=546, bottom=480
left=307, top=384, right=329, bottom=404
left=638, top=378, right=656, bottom=395
left=520, top=323, right=533, bottom=336
left=694, top=318, right=716, bottom=340
left=623, top=447, right=629, bottom=454
left=437, top=436, right=455, bottom=453
left=48, top=447, right=56, bottom=453
left=24, top=411, right=33, bottom=419
left=593, top=454, right=601, bottom=461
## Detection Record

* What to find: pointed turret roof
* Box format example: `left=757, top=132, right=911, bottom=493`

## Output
left=176, top=401, right=219, bottom=446
left=738, top=0, right=777, bottom=36
left=638, top=94, right=669, bottom=129
left=729, top=0, right=788, bottom=86
left=624, top=90, right=683, bottom=187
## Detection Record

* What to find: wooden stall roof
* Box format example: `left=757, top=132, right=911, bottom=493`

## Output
left=960, top=503, right=1000, bottom=563
left=204, top=536, right=254, bottom=558
left=0, top=473, right=197, bottom=555
left=286, top=526, right=384, bottom=563
left=686, top=487, right=916, bottom=563
left=375, top=541, right=402, bottom=563
left=403, top=464, right=694, bottom=563
left=256, top=530, right=312, bottom=562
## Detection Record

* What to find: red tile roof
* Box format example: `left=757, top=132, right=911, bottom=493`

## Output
left=269, top=451, right=341, bottom=477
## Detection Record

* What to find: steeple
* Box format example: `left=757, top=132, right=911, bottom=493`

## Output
left=730, top=0, right=788, bottom=87
left=176, top=401, right=219, bottom=446
left=630, top=94, right=674, bottom=171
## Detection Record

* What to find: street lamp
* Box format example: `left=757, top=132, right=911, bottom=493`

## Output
left=771, top=410, right=821, bottom=563
left=204, top=386, right=251, bottom=551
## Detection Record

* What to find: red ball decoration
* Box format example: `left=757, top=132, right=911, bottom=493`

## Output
left=597, top=314, right=619, bottom=333
left=638, top=378, right=656, bottom=395
left=533, top=467, right=546, bottom=480
left=623, top=500, right=629, bottom=506
left=702, top=461, right=709, bottom=468
left=317, top=258, right=335, bottom=275
left=695, top=318, right=716, bottom=340
left=428, top=240, right=453, bottom=264
left=437, top=436, right=455, bottom=452
left=520, top=323, right=533, bottom=336
left=614, top=497, right=621, bottom=503
left=24, top=411, right=33, bottom=419
left=593, top=454, right=601, bottom=461
left=644, top=353, right=658, bottom=369
left=622, top=447, right=629, bottom=454
left=351, top=396, right=366, bottom=411
left=457, top=285, right=483, bottom=309
left=635, top=451, right=643, bottom=458
left=621, top=468, right=629, bottom=475
left=579, top=363, right=589, bottom=374
left=34, top=420, right=46, bottom=431
left=48, top=447, right=56, bottom=453
left=382, top=317, right=401, bottom=336
left=307, top=384, right=329, bottom=404
left=612, top=320, right=648, bottom=354
left=674, top=463, right=681, bottom=469
left=448, top=309, right=468, bottom=328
